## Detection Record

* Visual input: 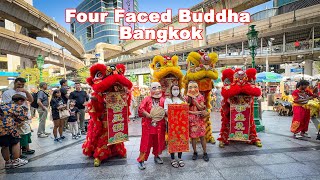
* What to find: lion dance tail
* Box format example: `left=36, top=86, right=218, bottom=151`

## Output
left=204, top=91, right=215, bottom=144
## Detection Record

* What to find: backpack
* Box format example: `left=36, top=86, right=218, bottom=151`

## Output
left=30, top=92, right=39, bottom=108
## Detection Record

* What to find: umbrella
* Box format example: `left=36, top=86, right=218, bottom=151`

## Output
left=291, top=74, right=314, bottom=81
left=313, top=74, right=320, bottom=80
left=281, top=76, right=291, bottom=81
left=256, top=72, right=283, bottom=82
left=50, top=80, right=75, bottom=87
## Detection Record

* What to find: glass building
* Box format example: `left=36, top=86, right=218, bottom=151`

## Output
left=71, top=0, right=139, bottom=52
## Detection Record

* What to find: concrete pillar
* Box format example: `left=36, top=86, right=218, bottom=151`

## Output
left=312, top=26, right=315, bottom=53
left=304, top=60, right=313, bottom=76
left=284, top=63, right=291, bottom=77
left=260, top=37, right=263, bottom=54
left=198, top=22, right=207, bottom=47
left=242, top=42, right=244, bottom=56
left=138, top=75, right=144, bottom=86
left=283, top=33, right=286, bottom=52
left=97, top=49, right=104, bottom=63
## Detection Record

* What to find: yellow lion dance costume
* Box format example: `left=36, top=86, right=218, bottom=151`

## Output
left=183, top=50, right=219, bottom=144
left=149, top=55, right=184, bottom=96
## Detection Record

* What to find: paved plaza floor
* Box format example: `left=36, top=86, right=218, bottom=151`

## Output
left=1, top=111, right=320, bottom=180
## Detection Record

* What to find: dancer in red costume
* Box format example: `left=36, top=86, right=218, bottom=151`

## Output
left=82, top=63, right=133, bottom=167
left=218, top=68, right=262, bottom=148
left=137, top=82, right=166, bottom=170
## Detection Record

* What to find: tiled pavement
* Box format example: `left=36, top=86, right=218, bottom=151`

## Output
left=1, top=111, right=320, bottom=180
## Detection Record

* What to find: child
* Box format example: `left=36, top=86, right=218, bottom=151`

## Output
left=186, top=81, right=209, bottom=162
left=0, top=94, right=29, bottom=168
left=164, top=84, right=185, bottom=168
left=19, top=106, right=35, bottom=155
left=68, top=99, right=80, bottom=139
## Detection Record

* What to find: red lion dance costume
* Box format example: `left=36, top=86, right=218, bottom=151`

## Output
left=82, top=63, right=133, bottom=166
left=218, top=68, right=262, bottom=148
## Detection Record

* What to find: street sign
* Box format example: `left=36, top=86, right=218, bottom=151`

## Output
left=290, top=68, right=303, bottom=73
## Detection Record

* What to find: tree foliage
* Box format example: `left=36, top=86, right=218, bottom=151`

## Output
left=17, top=67, right=57, bottom=86
left=77, top=66, right=90, bottom=83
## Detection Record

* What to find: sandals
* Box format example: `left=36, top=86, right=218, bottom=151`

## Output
left=178, top=159, right=185, bottom=167
left=171, top=160, right=179, bottom=168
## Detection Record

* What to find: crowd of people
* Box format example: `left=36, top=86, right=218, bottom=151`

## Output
left=0, top=78, right=89, bottom=168
left=0, top=75, right=318, bottom=170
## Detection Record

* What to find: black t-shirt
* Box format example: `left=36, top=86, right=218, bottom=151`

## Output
left=60, top=87, right=68, bottom=105
left=68, top=107, right=79, bottom=122
left=69, top=90, right=89, bottom=109
left=50, top=97, right=66, bottom=120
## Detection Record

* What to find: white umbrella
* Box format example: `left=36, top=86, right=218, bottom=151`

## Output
left=281, top=76, right=290, bottom=81
left=292, top=74, right=314, bottom=81
left=313, top=74, right=320, bottom=80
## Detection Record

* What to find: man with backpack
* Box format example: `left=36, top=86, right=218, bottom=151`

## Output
left=30, top=88, right=38, bottom=119
left=36, top=82, right=50, bottom=138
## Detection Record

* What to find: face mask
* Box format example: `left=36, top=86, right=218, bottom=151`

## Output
left=172, top=89, right=180, bottom=97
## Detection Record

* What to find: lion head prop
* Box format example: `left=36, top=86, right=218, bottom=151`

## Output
left=149, top=55, right=183, bottom=97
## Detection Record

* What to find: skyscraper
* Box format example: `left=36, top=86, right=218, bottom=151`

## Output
left=71, top=0, right=139, bottom=52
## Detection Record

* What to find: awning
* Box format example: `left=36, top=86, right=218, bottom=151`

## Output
left=0, top=72, right=20, bottom=77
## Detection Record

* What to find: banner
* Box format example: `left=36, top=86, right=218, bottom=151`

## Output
left=105, top=92, right=129, bottom=145
left=229, top=95, right=252, bottom=141
left=168, top=104, right=189, bottom=153
left=122, top=0, right=135, bottom=29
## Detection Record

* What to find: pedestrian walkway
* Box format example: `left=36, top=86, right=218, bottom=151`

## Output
left=1, top=111, right=320, bottom=180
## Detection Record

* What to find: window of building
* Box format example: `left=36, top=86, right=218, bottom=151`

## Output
left=0, top=19, right=4, bottom=28
left=71, top=22, right=75, bottom=34
left=86, top=25, right=94, bottom=40
left=0, top=62, right=8, bottom=71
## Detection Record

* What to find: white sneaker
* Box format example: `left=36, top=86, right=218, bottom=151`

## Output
left=11, top=158, right=28, bottom=168
left=294, top=134, right=303, bottom=139
left=5, top=160, right=12, bottom=169
left=38, top=133, right=48, bottom=138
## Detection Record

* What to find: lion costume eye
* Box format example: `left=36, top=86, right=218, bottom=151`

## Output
left=190, top=62, right=195, bottom=67
left=155, top=62, right=161, bottom=69
left=95, top=71, right=103, bottom=79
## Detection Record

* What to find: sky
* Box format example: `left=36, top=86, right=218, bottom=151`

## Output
left=33, top=0, right=273, bottom=47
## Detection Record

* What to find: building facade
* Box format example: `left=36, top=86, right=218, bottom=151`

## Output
left=0, top=0, right=34, bottom=89
left=71, top=0, right=139, bottom=53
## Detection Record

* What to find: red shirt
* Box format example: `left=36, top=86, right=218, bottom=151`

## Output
left=292, top=89, right=313, bottom=106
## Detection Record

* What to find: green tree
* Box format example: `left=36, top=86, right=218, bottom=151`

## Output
left=128, top=72, right=137, bottom=82
left=77, top=66, right=90, bottom=83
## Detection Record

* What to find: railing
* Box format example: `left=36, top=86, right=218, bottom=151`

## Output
left=123, top=41, right=320, bottom=70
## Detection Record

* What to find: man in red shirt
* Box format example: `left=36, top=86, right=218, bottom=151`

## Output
left=291, top=80, right=318, bottom=138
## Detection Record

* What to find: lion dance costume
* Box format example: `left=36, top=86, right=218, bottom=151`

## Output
left=218, top=68, right=262, bottom=148
left=82, top=63, right=133, bottom=166
left=149, top=55, right=184, bottom=96
left=183, top=50, right=219, bottom=144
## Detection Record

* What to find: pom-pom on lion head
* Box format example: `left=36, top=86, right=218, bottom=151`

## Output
left=87, top=63, right=132, bottom=93
left=149, top=55, right=183, bottom=97
left=222, top=68, right=235, bottom=86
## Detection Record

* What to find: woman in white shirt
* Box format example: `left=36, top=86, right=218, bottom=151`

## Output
left=164, top=84, right=185, bottom=168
